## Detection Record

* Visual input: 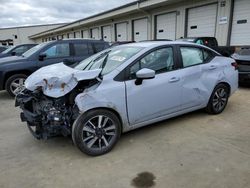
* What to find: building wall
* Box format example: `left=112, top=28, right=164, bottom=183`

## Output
left=0, top=23, right=65, bottom=45
left=32, top=0, right=241, bottom=46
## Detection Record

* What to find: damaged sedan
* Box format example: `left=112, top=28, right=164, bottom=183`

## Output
left=16, top=41, right=238, bottom=156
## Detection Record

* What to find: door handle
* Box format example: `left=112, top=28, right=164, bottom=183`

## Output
left=208, top=65, right=217, bottom=70
left=169, top=77, right=180, bottom=83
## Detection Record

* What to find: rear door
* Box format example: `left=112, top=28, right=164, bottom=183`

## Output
left=125, top=46, right=182, bottom=125
left=133, top=18, right=148, bottom=42
left=156, top=12, right=177, bottom=40
left=177, top=46, right=217, bottom=109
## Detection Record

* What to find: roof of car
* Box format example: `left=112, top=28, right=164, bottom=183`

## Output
left=121, top=41, right=201, bottom=47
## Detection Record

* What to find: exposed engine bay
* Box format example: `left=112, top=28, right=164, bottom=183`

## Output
left=15, top=63, right=101, bottom=139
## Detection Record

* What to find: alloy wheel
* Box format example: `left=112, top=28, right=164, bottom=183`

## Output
left=212, top=88, right=228, bottom=112
left=82, top=115, right=117, bottom=149
left=10, top=77, right=26, bottom=96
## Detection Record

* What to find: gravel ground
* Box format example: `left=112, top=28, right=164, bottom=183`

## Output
left=0, top=87, right=249, bottom=188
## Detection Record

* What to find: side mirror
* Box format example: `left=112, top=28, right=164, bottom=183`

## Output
left=135, top=68, right=155, bottom=85
left=11, top=51, right=16, bottom=56
left=39, top=53, right=47, bottom=61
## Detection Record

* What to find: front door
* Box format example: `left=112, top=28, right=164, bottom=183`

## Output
left=125, top=47, right=182, bottom=125
left=38, top=42, right=72, bottom=68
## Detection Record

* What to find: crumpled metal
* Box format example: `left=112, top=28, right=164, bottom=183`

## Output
left=25, top=63, right=101, bottom=98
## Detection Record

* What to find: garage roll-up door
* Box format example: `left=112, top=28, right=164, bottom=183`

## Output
left=156, top=12, right=177, bottom=40
left=75, top=31, right=81, bottom=38
left=230, top=0, right=250, bottom=45
left=133, top=18, right=148, bottom=42
left=68, top=33, right=74, bottom=38
left=102, top=25, right=112, bottom=42
left=91, top=28, right=99, bottom=39
left=187, top=4, right=217, bottom=37
left=115, top=22, right=128, bottom=41
left=82, top=30, right=89, bottom=38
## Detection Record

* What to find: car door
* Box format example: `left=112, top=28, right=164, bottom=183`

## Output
left=38, top=42, right=72, bottom=68
left=125, top=46, right=182, bottom=125
left=177, top=46, right=212, bottom=109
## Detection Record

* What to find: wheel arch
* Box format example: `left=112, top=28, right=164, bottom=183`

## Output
left=217, top=81, right=231, bottom=95
left=3, top=70, right=32, bottom=89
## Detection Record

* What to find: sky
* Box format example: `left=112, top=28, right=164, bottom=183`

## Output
left=0, top=0, right=136, bottom=28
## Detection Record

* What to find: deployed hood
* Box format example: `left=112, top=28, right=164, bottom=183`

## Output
left=25, top=63, right=102, bottom=98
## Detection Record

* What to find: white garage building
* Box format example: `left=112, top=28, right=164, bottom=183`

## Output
left=30, top=0, right=250, bottom=46
left=0, top=23, right=65, bottom=46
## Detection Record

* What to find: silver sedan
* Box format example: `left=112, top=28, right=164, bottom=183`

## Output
left=16, top=41, right=238, bottom=156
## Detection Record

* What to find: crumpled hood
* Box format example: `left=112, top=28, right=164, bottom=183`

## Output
left=25, top=63, right=101, bottom=98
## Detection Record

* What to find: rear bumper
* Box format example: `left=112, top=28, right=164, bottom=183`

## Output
left=239, top=72, right=250, bottom=83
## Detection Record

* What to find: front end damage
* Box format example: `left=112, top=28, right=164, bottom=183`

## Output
left=15, top=63, right=101, bottom=139
left=16, top=89, right=80, bottom=139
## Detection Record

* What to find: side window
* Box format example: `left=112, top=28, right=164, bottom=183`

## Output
left=93, top=43, right=105, bottom=53
left=180, top=47, right=203, bottom=67
left=74, top=43, right=88, bottom=56
left=207, top=38, right=217, bottom=47
left=129, top=47, right=174, bottom=78
left=43, top=43, right=70, bottom=58
left=13, top=46, right=28, bottom=55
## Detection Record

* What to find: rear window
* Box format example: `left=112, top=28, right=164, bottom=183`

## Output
left=93, top=43, right=105, bottom=53
left=74, top=43, right=88, bottom=56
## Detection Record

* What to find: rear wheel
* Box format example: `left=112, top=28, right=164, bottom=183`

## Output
left=206, top=84, right=230, bottom=114
left=72, top=109, right=121, bottom=156
left=5, top=74, right=27, bottom=97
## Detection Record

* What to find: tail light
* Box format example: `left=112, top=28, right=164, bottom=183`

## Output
left=231, top=62, right=238, bottom=70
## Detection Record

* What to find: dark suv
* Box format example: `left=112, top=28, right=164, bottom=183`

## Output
left=0, top=39, right=109, bottom=96
left=0, top=44, right=37, bottom=58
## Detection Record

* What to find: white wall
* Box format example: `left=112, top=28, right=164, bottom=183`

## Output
left=0, top=23, right=65, bottom=45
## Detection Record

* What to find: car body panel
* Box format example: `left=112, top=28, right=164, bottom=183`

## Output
left=125, top=70, right=182, bottom=124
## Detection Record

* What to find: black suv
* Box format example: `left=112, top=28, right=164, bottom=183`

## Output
left=0, top=39, right=109, bottom=96
left=0, top=44, right=37, bottom=58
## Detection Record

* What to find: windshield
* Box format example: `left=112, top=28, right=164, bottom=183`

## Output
left=1, top=46, right=16, bottom=54
left=22, top=42, right=50, bottom=57
left=75, top=46, right=143, bottom=75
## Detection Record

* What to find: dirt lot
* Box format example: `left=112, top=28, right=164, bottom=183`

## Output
left=0, top=88, right=249, bottom=188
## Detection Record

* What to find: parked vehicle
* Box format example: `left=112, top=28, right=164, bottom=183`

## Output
left=0, top=39, right=109, bottom=96
left=16, top=41, right=238, bottom=156
left=231, top=47, right=250, bottom=84
left=0, top=46, right=8, bottom=53
left=0, top=44, right=37, bottom=58
left=177, top=37, right=235, bottom=57
left=110, top=41, right=135, bottom=47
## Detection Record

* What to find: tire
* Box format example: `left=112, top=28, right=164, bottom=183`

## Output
left=205, top=83, right=230, bottom=114
left=72, top=109, right=121, bottom=156
left=5, top=74, right=27, bottom=97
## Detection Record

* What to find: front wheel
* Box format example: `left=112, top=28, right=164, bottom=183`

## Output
left=72, top=109, right=121, bottom=156
left=206, top=84, right=230, bottom=114
left=5, top=74, right=27, bottom=97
